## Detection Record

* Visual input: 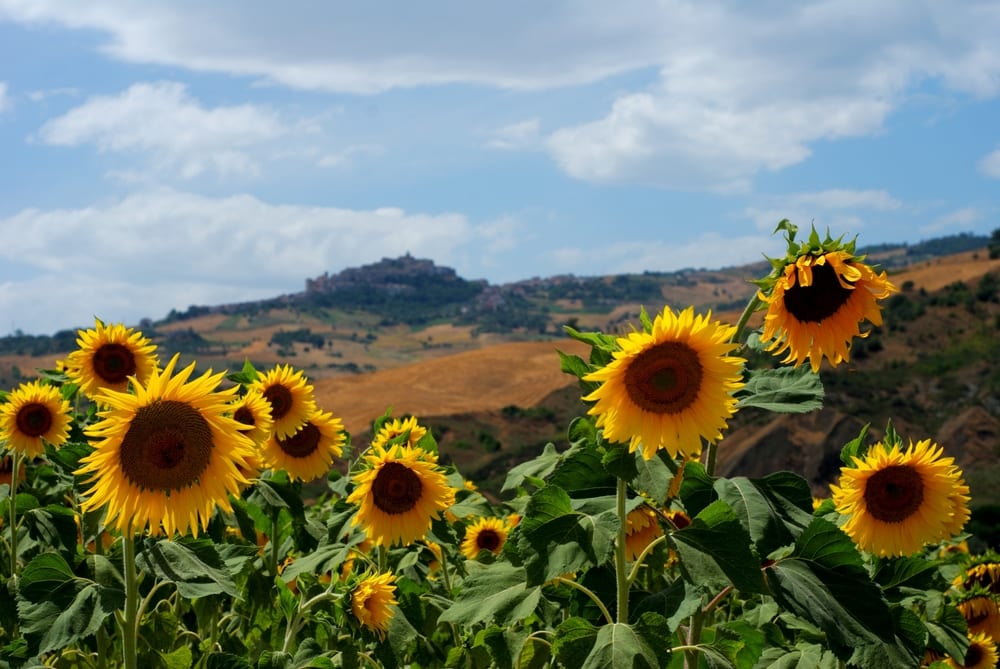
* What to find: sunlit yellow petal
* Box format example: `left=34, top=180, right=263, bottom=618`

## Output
left=0, top=380, right=72, bottom=457
left=65, top=319, right=158, bottom=402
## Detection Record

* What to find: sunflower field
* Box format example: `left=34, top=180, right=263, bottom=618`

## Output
left=2, top=221, right=999, bottom=669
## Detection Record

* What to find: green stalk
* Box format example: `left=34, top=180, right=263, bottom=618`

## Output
left=7, top=451, right=20, bottom=581
left=731, top=293, right=763, bottom=347
left=121, top=534, right=139, bottom=669
left=615, top=477, right=629, bottom=624
left=270, top=509, right=280, bottom=578
left=556, top=577, right=613, bottom=626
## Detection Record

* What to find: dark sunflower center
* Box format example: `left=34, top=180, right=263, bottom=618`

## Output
left=476, top=529, right=502, bottom=552
left=119, top=399, right=213, bottom=492
left=277, top=423, right=320, bottom=458
left=16, top=403, right=54, bottom=438
left=233, top=406, right=255, bottom=429
left=964, top=644, right=983, bottom=666
left=782, top=260, right=855, bottom=323
left=263, top=385, right=293, bottom=420
left=93, top=343, right=137, bottom=384
left=372, top=462, right=423, bottom=515
left=863, top=464, right=924, bottom=523
left=624, top=341, right=703, bottom=415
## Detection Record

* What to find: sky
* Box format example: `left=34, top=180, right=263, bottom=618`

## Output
left=1, top=2, right=999, bottom=336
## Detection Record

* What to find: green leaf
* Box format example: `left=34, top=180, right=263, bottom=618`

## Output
left=579, top=623, right=660, bottom=669
left=558, top=350, right=592, bottom=381
left=438, top=562, right=541, bottom=627
left=206, top=653, right=253, bottom=669
left=162, top=645, right=193, bottom=669
left=478, top=625, right=529, bottom=669
left=548, top=440, right=616, bottom=495
left=678, top=460, right=716, bottom=518
left=136, top=538, right=239, bottom=598
left=517, top=636, right=551, bottom=669
left=552, top=617, right=599, bottom=669
left=755, top=643, right=839, bottom=669
left=502, top=443, right=563, bottom=494
left=711, top=620, right=765, bottom=669
left=839, top=423, right=872, bottom=466
left=631, top=578, right=703, bottom=631
left=257, top=651, right=292, bottom=669
left=632, top=450, right=678, bottom=505
left=713, top=473, right=813, bottom=557
left=601, top=443, right=639, bottom=481
left=512, top=484, right=618, bottom=586
left=736, top=366, right=824, bottom=413
left=923, top=591, right=969, bottom=660
left=17, top=552, right=75, bottom=601
left=763, top=518, right=894, bottom=658
left=871, top=555, right=941, bottom=591
left=670, top=500, right=766, bottom=594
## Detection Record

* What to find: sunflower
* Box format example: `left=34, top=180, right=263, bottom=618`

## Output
left=461, top=517, right=510, bottom=560
left=65, top=319, right=158, bottom=401
left=624, top=505, right=663, bottom=561
left=956, top=595, right=1000, bottom=643
left=755, top=223, right=897, bottom=373
left=371, top=415, right=428, bottom=450
left=956, top=561, right=1000, bottom=594
left=945, top=632, right=999, bottom=669
left=583, top=305, right=745, bottom=460
left=830, top=439, right=970, bottom=557
left=76, top=354, right=256, bottom=537
left=0, top=380, right=72, bottom=457
left=347, top=443, right=456, bottom=547
left=352, top=571, right=398, bottom=638
left=229, top=388, right=274, bottom=446
left=261, top=408, right=345, bottom=482
left=250, top=365, right=317, bottom=439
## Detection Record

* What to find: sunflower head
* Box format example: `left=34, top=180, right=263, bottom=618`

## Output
left=65, top=318, right=158, bottom=401
left=582, top=305, right=745, bottom=459
left=250, top=364, right=317, bottom=439
left=346, top=443, right=456, bottom=548
left=954, top=593, right=1000, bottom=650
left=0, top=380, right=73, bottom=457
left=945, top=632, right=999, bottom=669
left=624, top=505, right=664, bottom=561
left=261, top=408, right=345, bottom=482
left=230, top=388, right=274, bottom=446
left=953, top=557, right=1000, bottom=595
left=830, top=438, right=970, bottom=557
left=351, top=571, right=398, bottom=638
left=460, top=516, right=510, bottom=560
left=371, top=414, right=428, bottom=450
left=76, top=354, right=256, bottom=537
left=754, top=221, right=897, bottom=373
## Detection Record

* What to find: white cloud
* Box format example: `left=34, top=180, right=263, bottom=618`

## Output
left=0, top=188, right=477, bottom=334
left=316, top=144, right=383, bottom=169
left=486, top=119, right=541, bottom=150
left=922, top=206, right=981, bottom=235
left=979, top=147, right=1000, bottom=179
left=545, top=232, right=785, bottom=277
left=35, top=81, right=291, bottom=178
left=743, top=188, right=904, bottom=234
left=785, top=189, right=902, bottom=212
left=0, top=81, right=9, bottom=112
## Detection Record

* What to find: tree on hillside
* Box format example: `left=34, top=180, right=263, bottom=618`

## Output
left=990, top=227, right=1000, bottom=259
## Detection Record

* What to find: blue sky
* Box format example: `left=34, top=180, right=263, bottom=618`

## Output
left=1, top=1, right=999, bottom=335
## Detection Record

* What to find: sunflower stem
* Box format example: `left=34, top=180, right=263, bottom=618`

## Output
left=555, top=577, right=613, bottom=626
left=614, top=477, right=629, bottom=624
left=7, top=451, right=19, bottom=580
left=269, top=508, right=281, bottom=578
left=704, top=440, right=718, bottom=478
left=121, top=533, right=139, bottom=669
left=377, top=544, right=388, bottom=574
left=626, top=534, right=668, bottom=588
left=684, top=607, right=706, bottom=669
left=731, top=293, right=763, bottom=347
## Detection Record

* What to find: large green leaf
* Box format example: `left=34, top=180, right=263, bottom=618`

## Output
left=511, top=484, right=618, bottom=586
left=502, top=443, right=563, bottom=494
left=921, top=591, right=969, bottom=661
left=632, top=450, right=678, bottom=505
left=438, top=562, right=541, bottom=627
left=755, top=643, right=839, bottom=669
left=678, top=460, right=716, bottom=518
left=136, top=538, right=239, bottom=598
left=552, top=617, right=599, bottom=669
left=713, top=473, right=813, bottom=557
left=670, top=500, right=766, bottom=594
left=763, top=518, right=894, bottom=659
left=579, top=623, right=660, bottom=669
left=736, top=366, right=824, bottom=413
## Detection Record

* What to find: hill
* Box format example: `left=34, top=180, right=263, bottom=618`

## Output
left=1, top=233, right=997, bottom=504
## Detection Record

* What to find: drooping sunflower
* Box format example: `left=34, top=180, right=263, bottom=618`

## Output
left=76, top=354, right=256, bottom=537
left=624, top=505, right=664, bottom=561
left=955, top=560, right=1000, bottom=595
left=347, top=443, right=456, bottom=547
left=0, top=380, right=73, bottom=457
left=371, top=415, right=427, bottom=450
left=229, top=388, right=274, bottom=446
left=352, top=571, right=398, bottom=638
left=583, top=305, right=745, bottom=459
left=460, top=516, right=510, bottom=560
left=830, top=439, right=970, bottom=557
left=261, top=408, right=345, bottom=482
left=250, top=365, right=317, bottom=439
left=945, top=632, right=999, bottom=669
left=65, top=319, right=158, bottom=401
left=956, top=594, right=1000, bottom=642
left=755, top=222, right=897, bottom=373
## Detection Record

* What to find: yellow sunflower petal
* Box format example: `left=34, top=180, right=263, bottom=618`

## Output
left=758, top=251, right=897, bottom=373
left=75, top=353, right=255, bottom=537
left=347, top=443, right=456, bottom=548
left=65, top=319, right=159, bottom=401
left=351, top=571, right=398, bottom=637
left=582, top=305, right=745, bottom=459
left=460, top=516, right=510, bottom=560
left=250, top=364, right=317, bottom=439
left=260, top=408, right=345, bottom=482
left=945, top=632, right=999, bottom=669
left=830, top=438, right=970, bottom=557
left=0, top=380, right=73, bottom=457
